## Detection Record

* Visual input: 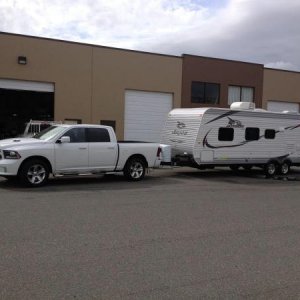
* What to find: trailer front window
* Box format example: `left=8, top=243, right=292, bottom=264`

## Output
left=218, top=128, right=234, bottom=141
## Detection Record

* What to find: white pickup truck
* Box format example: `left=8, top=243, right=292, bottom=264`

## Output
left=0, top=124, right=164, bottom=187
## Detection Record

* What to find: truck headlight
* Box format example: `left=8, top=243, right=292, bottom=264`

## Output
left=3, top=150, right=21, bottom=159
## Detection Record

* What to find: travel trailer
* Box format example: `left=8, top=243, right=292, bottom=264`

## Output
left=160, top=102, right=300, bottom=176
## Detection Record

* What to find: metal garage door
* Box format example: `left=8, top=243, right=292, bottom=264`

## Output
left=267, top=101, right=299, bottom=113
left=124, top=90, right=173, bottom=142
left=0, top=79, right=54, bottom=92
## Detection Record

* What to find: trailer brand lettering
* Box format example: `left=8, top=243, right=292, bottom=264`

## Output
left=171, top=121, right=188, bottom=136
left=226, top=117, right=244, bottom=128
left=177, top=121, right=186, bottom=129
left=172, top=129, right=188, bottom=136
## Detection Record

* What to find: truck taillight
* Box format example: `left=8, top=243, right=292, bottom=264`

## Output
left=156, top=147, right=162, bottom=157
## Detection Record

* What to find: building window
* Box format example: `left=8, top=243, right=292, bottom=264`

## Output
left=265, top=129, right=276, bottom=139
left=228, top=86, right=254, bottom=105
left=245, top=127, right=259, bottom=141
left=100, top=120, right=116, bottom=131
left=191, top=81, right=220, bottom=104
left=218, top=127, right=234, bottom=141
left=64, top=119, right=82, bottom=124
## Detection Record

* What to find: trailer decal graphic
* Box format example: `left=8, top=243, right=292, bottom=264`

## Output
left=203, top=123, right=300, bottom=149
left=203, top=130, right=247, bottom=149
left=226, top=117, right=244, bottom=128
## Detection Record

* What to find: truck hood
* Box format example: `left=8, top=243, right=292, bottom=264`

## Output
left=0, top=138, right=46, bottom=149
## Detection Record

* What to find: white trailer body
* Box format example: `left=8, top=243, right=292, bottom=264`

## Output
left=160, top=102, right=300, bottom=173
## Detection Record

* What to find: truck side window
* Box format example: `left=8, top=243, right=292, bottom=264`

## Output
left=218, top=128, right=234, bottom=141
left=265, top=129, right=275, bottom=139
left=63, top=128, right=86, bottom=143
left=87, top=128, right=110, bottom=142
left=245, top=127, right=260, bottom=141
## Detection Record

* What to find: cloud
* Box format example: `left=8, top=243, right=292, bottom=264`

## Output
left=0, top=0, right=299, bottom=71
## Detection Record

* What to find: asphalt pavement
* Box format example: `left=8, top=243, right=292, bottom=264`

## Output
left=1, top=167, right=300, bottom=299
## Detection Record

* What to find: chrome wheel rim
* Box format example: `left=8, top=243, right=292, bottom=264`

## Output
left=281, top=163, right=289, bottom=174
left=267, top=164, right=276, bottom=175
left=27, top=164, right=46, bottom=185
left=130, top=162, right=144, bottom=179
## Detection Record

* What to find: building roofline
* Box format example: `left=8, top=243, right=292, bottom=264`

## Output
left=182, top=54, right=264, bottom=67
left=0, top=31, right=182, bottom=59
left=264, top=67, right=300, bottom=75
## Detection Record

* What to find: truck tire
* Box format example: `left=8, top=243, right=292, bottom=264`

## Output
left=278, top=161, right=290, bottom=175
left=124, top=157, right=146, bottom=181
left=18, top=159, right=49, bottom=187
left=264, top=162, right=277, bottom=177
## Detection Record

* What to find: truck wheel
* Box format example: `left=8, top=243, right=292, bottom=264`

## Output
left=279, top=161, right=290, bottom=175
left=19, top=159, right=49, bottom=187
left=124, top=157, right=146, bottom=181
left=264, top=162, right=277, bottom=177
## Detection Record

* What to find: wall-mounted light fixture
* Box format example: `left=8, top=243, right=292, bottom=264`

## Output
left=18, top=56, right=27, bottom=65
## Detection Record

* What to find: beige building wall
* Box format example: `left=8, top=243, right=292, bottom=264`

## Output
left=0, top=33, right=182, bottom=139
left=0, top=33, right=93, bottom=123
left=92, top=47, right=182, bottom=138
left=263, top=68, right=300, bottom=109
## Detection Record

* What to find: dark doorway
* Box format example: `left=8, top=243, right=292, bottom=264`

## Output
left=0, top=88, right=54, bottom=139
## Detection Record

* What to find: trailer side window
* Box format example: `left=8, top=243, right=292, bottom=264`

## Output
left=265, top=129, right=276, bottom=139
left=218, top=128, right=234, bottom=141
left=245, top=127, right=260, bottom=141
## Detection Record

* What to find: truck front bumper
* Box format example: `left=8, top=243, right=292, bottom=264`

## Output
left=0, top=159, right=20, bottom=176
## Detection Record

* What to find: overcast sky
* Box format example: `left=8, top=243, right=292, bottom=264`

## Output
left=1, top=0, right=299, bottom=71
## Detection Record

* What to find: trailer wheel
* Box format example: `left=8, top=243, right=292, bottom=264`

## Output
left=230, top=165, right=240, bottom=172
left=18, top=159, right=49, bottom=187
left=278, top=161, right=290, bottom=175
left=242, top=165, right=253, bottom=171
left=124, top=157, right=146, bottom=181
left=264, top=162, right=277, bottom=177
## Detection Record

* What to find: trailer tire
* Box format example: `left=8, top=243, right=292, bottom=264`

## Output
left=124, top=157, right=146, bottom=181
left=264, top=162, right=277, bottom=177
left=242, top=165, right=253, bottom=171
left=278, top=161, right=290, bottom=175
left=18, top=159, right=49, bottom=187
left=230, top=165, right=240, bottom=172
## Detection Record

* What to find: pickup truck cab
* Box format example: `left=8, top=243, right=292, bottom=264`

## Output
left=0, top=124, right=163, bottom=186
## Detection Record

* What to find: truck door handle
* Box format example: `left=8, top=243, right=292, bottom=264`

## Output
left=107, top=147, right=115, bottom=150
left=79, top=147, right=87, bottom=150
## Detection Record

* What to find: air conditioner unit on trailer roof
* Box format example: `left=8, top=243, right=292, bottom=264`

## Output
left=230, top=102, right=255, bottom=110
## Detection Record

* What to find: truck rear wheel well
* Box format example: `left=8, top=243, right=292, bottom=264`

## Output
left=125, top=154, right=148, bottom=169
left=18, top=156, right=53, bottom=175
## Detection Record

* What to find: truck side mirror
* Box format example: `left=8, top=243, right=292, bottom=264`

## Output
left=57, top=136, right=71, bottom=144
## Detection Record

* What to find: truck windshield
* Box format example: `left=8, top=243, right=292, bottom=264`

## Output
left=33, top=126, right=66, bottom=141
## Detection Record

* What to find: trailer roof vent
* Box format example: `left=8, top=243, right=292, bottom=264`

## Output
left=230, top=102, right=255, bottom=110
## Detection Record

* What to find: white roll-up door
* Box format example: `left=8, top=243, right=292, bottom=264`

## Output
left=0, top=79, right=54, bottom=92
left=267, top=101, right=299, bottom=113
left=124, top=90, right=173, bottom=142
